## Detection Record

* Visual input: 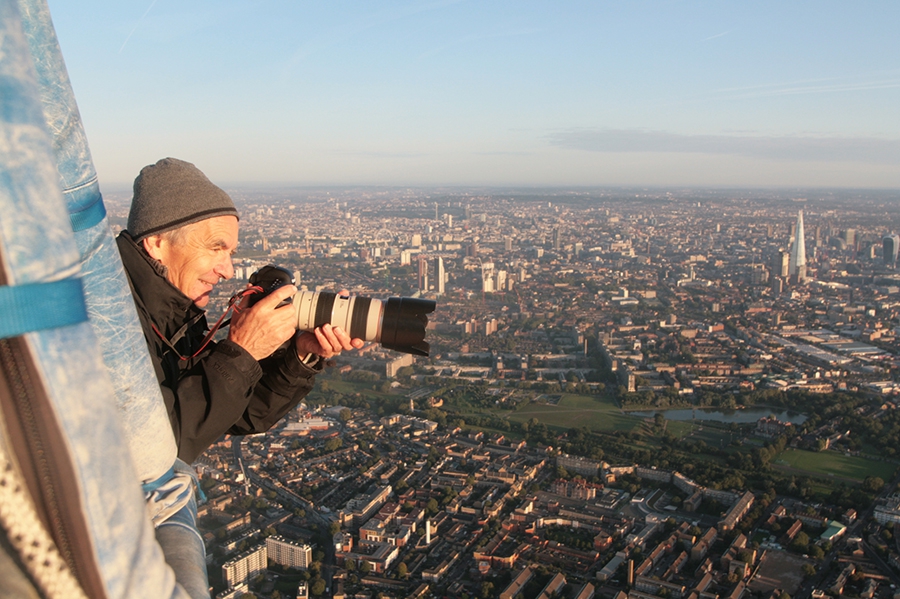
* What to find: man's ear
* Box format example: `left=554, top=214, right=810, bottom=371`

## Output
left=142, top=235, right=166, bottom=262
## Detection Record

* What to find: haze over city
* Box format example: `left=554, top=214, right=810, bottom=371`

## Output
left=49, top=0, right=900, bottom=189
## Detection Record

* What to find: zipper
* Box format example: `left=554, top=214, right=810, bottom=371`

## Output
left=0, top=335, right=107, bottom=598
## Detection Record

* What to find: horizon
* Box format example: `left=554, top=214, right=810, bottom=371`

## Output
left=100, top=182, right=900, bottom=195
left=50, top=1, right=900, bottom=189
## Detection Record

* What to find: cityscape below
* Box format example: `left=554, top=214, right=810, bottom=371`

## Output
left=105, top=186, right=900, bottom=599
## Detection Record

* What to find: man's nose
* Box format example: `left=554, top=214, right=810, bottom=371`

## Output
left=215, top=256, right=234, bottom=281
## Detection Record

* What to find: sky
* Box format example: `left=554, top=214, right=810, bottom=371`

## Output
left=47, top=0, right=900, bottom=189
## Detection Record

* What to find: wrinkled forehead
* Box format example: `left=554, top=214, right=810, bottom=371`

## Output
left=176, top=215, right=239, bottom=249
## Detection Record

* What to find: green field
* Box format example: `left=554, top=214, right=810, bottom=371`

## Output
left=503, top=393, right=642, bottom=432
left=774, top=448, right=897, bottom=483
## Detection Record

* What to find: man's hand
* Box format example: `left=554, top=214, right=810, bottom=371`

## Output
left=228, top=284, right=298, bottom=360
left=295, top=289, right=364, bottom=360
left=295, top=323, right=365, bottom=360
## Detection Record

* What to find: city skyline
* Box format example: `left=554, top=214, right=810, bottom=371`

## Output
left=48, top=1, right=900, bottom=190
left=186, top=188, right=900, bottom=598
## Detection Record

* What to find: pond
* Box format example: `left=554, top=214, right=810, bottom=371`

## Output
left=627, top=407, right=807, bottom=425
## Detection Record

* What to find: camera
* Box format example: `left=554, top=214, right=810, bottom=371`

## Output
left=248, top=265, right=436, bottom=356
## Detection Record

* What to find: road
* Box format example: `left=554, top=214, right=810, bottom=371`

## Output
left=233, top=437, right=338, bottom=595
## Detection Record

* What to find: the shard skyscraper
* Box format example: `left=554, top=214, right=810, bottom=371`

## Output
left=790, top=210, right=807, bottom=284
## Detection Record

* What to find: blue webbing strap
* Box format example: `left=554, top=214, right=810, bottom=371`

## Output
left=141, top=466, right=175, bottom=494
left=0, top=278, right=88, bottom=339
left=68, top=194, right=107, bottom=232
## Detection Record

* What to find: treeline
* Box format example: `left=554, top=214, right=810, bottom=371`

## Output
left=458, top=410, right=887, bottom=509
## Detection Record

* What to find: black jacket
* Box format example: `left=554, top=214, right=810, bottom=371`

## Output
left=116, top=231, right=321, bottom=463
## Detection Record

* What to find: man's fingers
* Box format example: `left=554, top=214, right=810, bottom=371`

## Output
left=331, top=326, right=357, bottom=351
left=255, top=284, right=296, bottom=309
left=308, top=324, right=362, bottom=358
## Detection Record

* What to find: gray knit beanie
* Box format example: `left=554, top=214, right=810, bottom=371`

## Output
left=127, top=157, right=239, bottom=241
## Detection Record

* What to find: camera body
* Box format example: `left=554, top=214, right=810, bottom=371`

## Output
left=248, top=266, right=436, bottom=356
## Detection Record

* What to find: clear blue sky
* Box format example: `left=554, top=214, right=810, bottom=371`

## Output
left=48, top=1, right=900, bottom=189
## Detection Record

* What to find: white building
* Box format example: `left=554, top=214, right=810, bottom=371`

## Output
left=267, top=535, right=312, bottom=570
left=435, top=256, right=445, bottom=295
left=222, top=543, right=267, bottom=588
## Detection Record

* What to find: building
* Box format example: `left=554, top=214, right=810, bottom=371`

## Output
left=772, top=249, right=790, bottom=278
left=572, top=583, right=595, bottom=599
left=222, top=543, right=267, bottom=588
left=267, top=535, right=312, bottom=570
left=340, top=485, right=393, bottom=528
left=435, top=256, right=445, bottom=295
left=500, top=566, right=534, bottom=599
left=718, top=491, right=755, bottom=531
left=874, top=495, right=900, bottom=525
left=790, top=210, right=807, bottom=284
left=537, top=572, right=566, bottom=599
left=417, top=255, right=428, bottom=292
left=386, top=353, right=414, bottom=378
left=557, top=453, right=601, bottom=478
left=482, top=262, right=495, bottom=293
left=884, top=234, right=899, bottom=267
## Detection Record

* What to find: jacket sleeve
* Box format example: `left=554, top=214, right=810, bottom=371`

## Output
left=165, top=339, right=320, bottom=463
left=225, top=340, right=323, bottom=436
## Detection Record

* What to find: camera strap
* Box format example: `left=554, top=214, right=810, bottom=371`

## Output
left=0, top=278, right=88, bottom=339
left=150, top=311, right=206, bottom=361
left=151, top=287, right=255, bottom=361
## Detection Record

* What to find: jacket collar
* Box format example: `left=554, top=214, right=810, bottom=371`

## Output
left=116, top=231, right=207, bottom=339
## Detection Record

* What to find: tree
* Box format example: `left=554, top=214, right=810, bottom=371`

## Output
left=339, top=407, right=352, bottom=422
left=360, top=560, right=372, bottom=574
left=397, top=562, right=408, bottom=578
left=863, top=476, right=885, bottom=493
left=329, top=520, right=341, bottom=536
left=790, top=531, right=809, bottom=553
left=309, top=561, right=321, bottom=576
left=310, top=578, right=326, bottom=596
left=426, top=498, right=439, bottom=515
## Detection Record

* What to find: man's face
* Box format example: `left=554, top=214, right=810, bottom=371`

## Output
left=144, top=215, right=239, bottom=308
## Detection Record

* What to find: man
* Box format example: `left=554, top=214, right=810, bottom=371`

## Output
left=117, top=158, right=363, bottom=597
left=116, top=157, right=363, bottom=464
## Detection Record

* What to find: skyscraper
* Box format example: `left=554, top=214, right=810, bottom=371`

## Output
left=884, top=234, right=900, bottom=267
left=417, top=255, right=428, bottom=292
left=482, top=262, right=495, bottom=293
left=772, top=250, right=790, bottom=278
left=772, top=250, right=788, bottom=279
left=435, top=256, right=445, bottom=295
left=790, top=210, right=807, bottom=284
